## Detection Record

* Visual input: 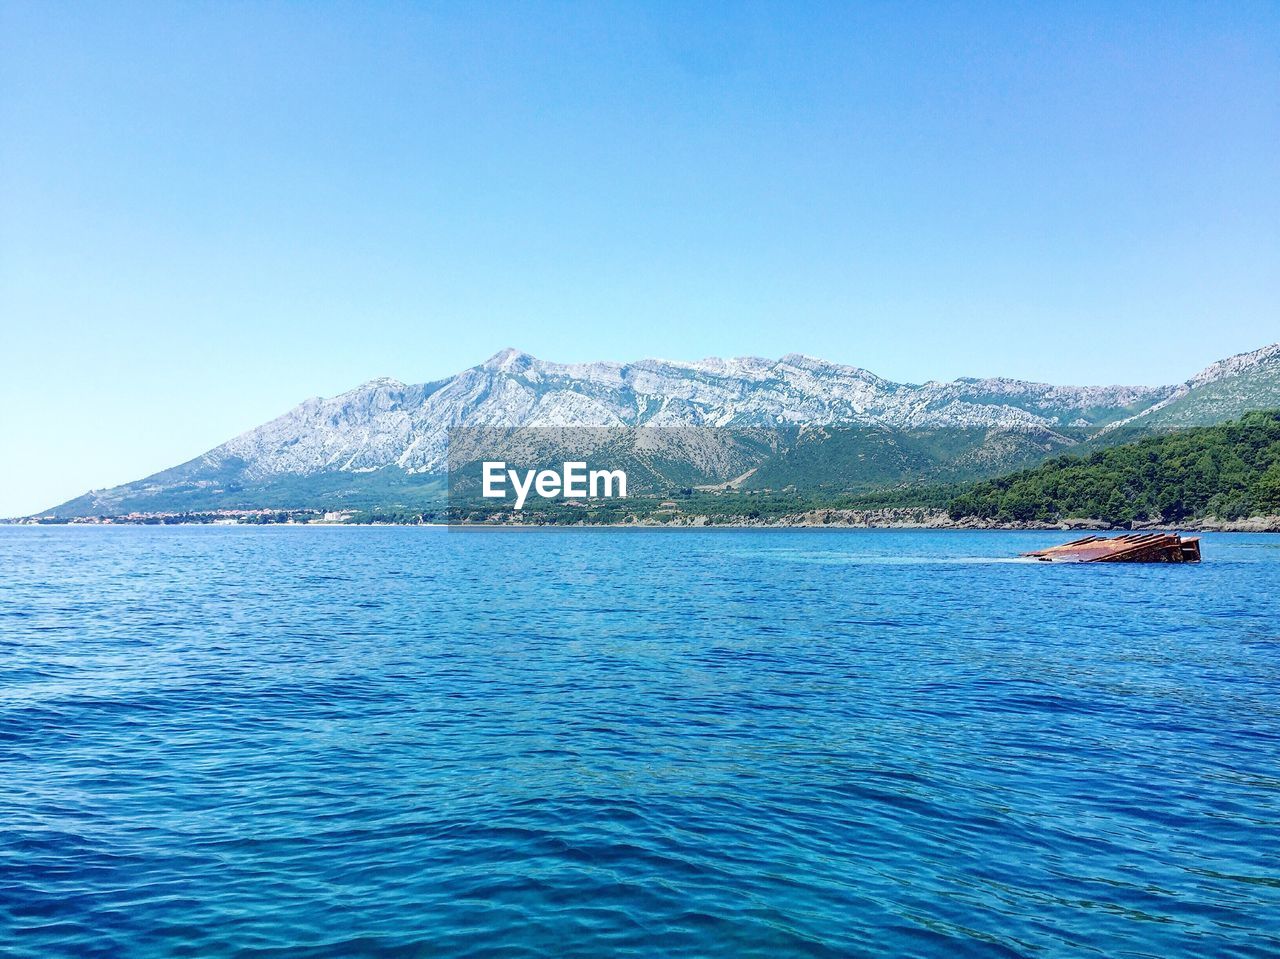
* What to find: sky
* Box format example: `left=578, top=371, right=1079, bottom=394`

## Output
left=1, top=2, right=1278, bottom=516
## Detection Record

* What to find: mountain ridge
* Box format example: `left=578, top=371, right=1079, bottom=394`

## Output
left=40, top=342, right=1280, bottom=518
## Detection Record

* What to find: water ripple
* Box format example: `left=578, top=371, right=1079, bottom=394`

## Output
left=1, top=526, right=1278, bottom=958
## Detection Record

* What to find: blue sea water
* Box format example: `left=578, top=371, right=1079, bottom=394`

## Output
left=1, top=526, right=1278, bottom=958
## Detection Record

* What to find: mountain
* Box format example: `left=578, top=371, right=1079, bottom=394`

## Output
left=1105, top=342, right=1280, bottom=429
left=40, top=343, right=1280, bottom=518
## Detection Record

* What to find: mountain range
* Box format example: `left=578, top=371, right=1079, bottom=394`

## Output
left=41, top=342, right=1280, bottom=518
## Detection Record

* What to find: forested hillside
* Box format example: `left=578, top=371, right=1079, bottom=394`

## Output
left=947, top=411, right=1280, bottom=524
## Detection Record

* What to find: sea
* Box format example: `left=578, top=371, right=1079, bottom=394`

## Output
left=1, top=526, right=1277, bottom=958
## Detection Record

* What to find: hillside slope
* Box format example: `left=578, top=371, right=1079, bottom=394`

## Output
left=947, top=410, right=1280, bottom=525
left=1109, top=343, right=1280, bottom=429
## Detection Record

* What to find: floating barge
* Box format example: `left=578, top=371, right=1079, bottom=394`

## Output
left=1024, top=533, right=1201, bottom=564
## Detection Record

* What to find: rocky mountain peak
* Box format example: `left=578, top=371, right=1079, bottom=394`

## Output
left=483, top=348, right=535, bottom=373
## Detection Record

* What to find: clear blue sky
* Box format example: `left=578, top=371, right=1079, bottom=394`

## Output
left=2, top=2, right=1277, bottom=516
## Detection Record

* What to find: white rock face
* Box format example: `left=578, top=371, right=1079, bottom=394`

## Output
left=206, top=348, right=1203, bottom=480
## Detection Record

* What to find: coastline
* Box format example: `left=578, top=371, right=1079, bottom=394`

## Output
left=446, top=510, right=1280, bottom=532
left=12, top=511, right=1279, bottom=532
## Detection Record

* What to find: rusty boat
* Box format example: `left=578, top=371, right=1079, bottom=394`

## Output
left=1024, top=532, right=1201, bottom=564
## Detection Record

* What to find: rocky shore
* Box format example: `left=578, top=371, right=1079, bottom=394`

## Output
left=16, top=509, right=1280, bottom=532
left=611, top=508, right=1280, bottom=531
